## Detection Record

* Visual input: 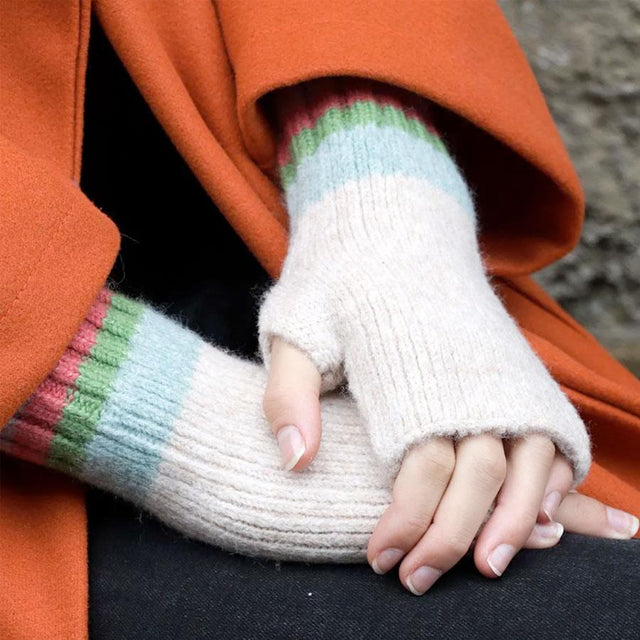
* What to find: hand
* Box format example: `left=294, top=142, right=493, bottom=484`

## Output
left=260, top=73, right=590, bottom=529
left=264, top=338, right=639, bottom=594
left=366, top=432, right=638, bottom=595
left=259, top=180, right=592, bottom=490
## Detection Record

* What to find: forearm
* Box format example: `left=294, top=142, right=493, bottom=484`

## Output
left=261, top=76, right=472, bottom=390
left=0, top=285, right=392, bottom=562
left=260, top=76, right=591, bottom=486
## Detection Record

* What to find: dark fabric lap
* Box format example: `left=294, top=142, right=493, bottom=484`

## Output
left=88, top=491, right=639, bottom=640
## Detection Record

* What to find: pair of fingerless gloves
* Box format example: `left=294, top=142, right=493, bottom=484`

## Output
left=1, top=77, right=591, bottom=562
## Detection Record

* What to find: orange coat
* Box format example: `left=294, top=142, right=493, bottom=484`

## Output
left=1, top=2, right=638, bottom=638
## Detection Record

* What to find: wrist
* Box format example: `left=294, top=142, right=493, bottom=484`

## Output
left=1, top=288, right=203, bottom=493
left=1, top=288, right=140, bottom=469
left=275, top=77, right=475, bottom=235
left=282, top=170, right=481, bottom=277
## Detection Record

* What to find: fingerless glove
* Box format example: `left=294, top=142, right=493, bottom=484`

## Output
left=258, top=77, right=592, bottom=487
left=1, top=287, right=392, bottom=562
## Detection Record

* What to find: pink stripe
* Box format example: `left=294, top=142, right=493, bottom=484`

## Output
left=8, top=287, right=112, bottom=464
left=1, top=418, right=62, bottom=466
left=276, top=78, right=439, bottom=168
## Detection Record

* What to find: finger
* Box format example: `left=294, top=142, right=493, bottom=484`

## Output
left=398, top=434, right=506, bottom=595
left=262, top=337, right=322, bottom=471
left=537, top=451, right=574, bottom=524
left=554, top=492, right=640, bottom=539
left=473, top=434, right=556, bottom=578
left=521, top=521, right=566, bottom=549
left=367, top=437, right=455, bottom=575
left=519, top=452, right=574, bottom=549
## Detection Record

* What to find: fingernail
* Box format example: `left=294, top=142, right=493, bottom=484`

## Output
left=276, top=425, right=306, bottom=471
left=606, top=506, right=640, bottom=538
left=533, top=521, right=564, bottom=541
left=542, top=491, right=562, bottom=521
left=406, top=566, right=442, bottom=595
left=371, top=548, right=404, bottom=575
left=487, top=543, right=516, bottom=577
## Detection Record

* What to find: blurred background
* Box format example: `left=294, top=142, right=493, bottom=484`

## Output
left=499, top=0, right=640, bottom=375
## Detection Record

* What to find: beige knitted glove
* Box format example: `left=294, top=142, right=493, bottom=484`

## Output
left=258, top=78, right=592, bottom=487
left=1, top=288, right=394, bottom=562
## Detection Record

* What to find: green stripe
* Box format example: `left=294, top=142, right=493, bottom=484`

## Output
left=280, top=99, right=448, bottom=188
left=48, top=294, right=145, bottom=472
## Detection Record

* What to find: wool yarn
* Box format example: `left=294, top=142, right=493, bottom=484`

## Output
left=259, top=77, right=591, bottom=485
left=1, top=287, right=396, bottom=562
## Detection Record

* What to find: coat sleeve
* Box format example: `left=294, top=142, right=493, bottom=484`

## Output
left=214, top=0, right=585, bottom=277
left=0, top=136, right=120, bottom=427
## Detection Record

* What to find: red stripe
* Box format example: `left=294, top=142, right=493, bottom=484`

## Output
left=7, top=288, right=112, bottom=464
left=276, top=79, right=440, bottom=168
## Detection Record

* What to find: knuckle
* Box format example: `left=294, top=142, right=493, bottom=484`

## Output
left=472, top=450, right=507, bottom=485
left=503, top=502, right=540, bottom=534
left=414, top=443, right=456, bottom=480
left=390, top=495, right=434, bottom=534
left=507, top=517, right=538, bottom=545
left=440, top=532, right=473, bottom=559
left=521, top=506, right=541, bottom=528
left=516, top=507, right=540, bottom=532
left=426, top=522, right=474, bottom=560
left=262, top=385, right=296, bottom=420
left=526, top=434, right=556, bottom=459
left=401, top=513, right=432, bottom=539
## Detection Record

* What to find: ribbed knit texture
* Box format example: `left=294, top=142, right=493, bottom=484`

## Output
left=258, top=77, right=592, bottom=487
left=0, top=79, right=593, bottom=564
left=1, top=287, right=395, bottom=562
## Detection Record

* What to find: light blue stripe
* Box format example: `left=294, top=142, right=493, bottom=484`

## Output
left=285, top=124, right=476, bottom=220
left=81, top=307, right=201, bottom=503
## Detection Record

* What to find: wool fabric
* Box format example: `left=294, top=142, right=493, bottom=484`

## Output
left=0, top=287, right=397, bottom=562
left=258, top=78, right=592, bottom=486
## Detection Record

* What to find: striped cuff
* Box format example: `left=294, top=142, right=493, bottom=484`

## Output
left=1, top=289, right=138, bottom=470
left=0, top=287, right=203, bottom=500
left=272, top=76, right=475, bottom=229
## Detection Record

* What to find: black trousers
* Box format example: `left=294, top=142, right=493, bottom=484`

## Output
left=82, top=17, right=640, bottom=640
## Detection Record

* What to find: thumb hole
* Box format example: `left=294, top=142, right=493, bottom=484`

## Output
left=263, top=338, right=323, bottom=471
left=258, top=279, right=345, bottom=393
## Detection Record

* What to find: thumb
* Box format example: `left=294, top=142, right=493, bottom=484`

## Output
left=262, top=337, right=323, bottom=471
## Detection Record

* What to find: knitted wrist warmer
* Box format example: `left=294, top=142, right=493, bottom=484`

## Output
left=258, top=77, right=591, bottom=487
left=1, top=288, right=392, bottom=562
